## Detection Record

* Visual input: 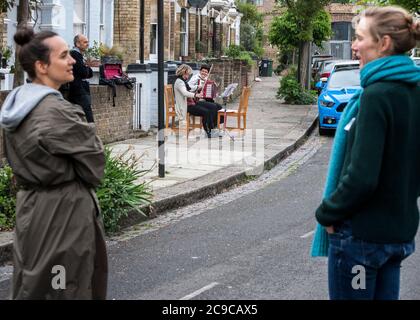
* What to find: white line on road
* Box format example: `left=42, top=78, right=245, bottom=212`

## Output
left=180, top=282, right=219, bottom=300
left=300, top=230, right=315, bottom=238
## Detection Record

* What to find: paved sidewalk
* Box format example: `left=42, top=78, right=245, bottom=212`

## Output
left=0, top=75, right=318, bottom=263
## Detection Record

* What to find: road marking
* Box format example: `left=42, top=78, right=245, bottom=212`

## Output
left=300, top=230, right=315, bottom=238
left=180, top=282, right=219, bottom=300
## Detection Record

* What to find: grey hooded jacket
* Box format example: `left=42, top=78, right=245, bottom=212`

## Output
left=0, top=83, right=61, bottom=131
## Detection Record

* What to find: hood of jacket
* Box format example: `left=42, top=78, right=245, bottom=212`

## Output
left=0, top=83, right=62, bottom=131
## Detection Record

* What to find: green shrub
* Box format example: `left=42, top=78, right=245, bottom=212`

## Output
left=239, top=51, right=254, bottom=66
left=96, top=147, right=153, bottom=233
left=274, top=63, right=287, bottom=75
left=277, top=67, right=317, bottom=105
left=0, top=164, right=17, bottom=231
left=252, top=45, right=264, bottom=59
left=224, top=45, right=243, bottom=59
left=224, top=45, right=255, bottom=66
left=85, top=40, right=101, bottom=60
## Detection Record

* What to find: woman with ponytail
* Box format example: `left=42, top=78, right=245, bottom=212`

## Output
left=312, top=6, right=420, bottom=300
left=0, top=28, right=108, bottom=299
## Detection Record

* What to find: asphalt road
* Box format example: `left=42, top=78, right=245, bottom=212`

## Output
left=105, top=133, right=420, bottom=300
left=1, top=133, right=419, bottom=300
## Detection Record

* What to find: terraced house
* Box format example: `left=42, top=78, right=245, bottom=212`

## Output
left=114, top=0, right=242, bottom=64
left=0, top=0, right=115, bottom=90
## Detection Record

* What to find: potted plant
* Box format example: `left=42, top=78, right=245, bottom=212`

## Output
left=99, top=44, right=124, bottom=64
left=1, top=46, right=12, bottom=69
left=85, top=40, right=101, bottom=67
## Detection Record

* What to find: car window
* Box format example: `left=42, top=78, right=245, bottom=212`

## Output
left=334, top=63, right=359, bottom=72
left=328, top=69, right=361, bottom=88
left=322, top=61, right=340, bottom=72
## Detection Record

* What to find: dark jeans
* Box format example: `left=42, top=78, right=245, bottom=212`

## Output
left=199, top=100, right=223, bottom=127
left=188, top=101, right=221, bottom=133
left=328, top=220, right=415, bottom=300
left=69, top=94, right=94, bottom=123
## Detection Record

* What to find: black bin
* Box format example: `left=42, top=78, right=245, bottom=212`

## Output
left=260, top=58, right=273, bottom=77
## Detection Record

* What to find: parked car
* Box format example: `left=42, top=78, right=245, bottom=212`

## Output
left=315, top=60, right=360, bottom=94
left=314, top=59, right=342, bottom=85
left=311, top=54, right=333, bottom=79
left=317, top=67, right=361, bottom=135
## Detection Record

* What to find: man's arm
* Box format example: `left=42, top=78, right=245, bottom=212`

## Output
left=70, top=50, right=93, bottom=80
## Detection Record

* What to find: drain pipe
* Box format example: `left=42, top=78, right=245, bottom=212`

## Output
left=140, top=0, right=145, bottom=63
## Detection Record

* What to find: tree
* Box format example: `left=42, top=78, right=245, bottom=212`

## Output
left=1, top=1, right=15, bottom=12
left=236, top=1, right=265, bottom=58
left=2, top=0, right=41, bottom=87
left=269, top=9, right=331, bottom=50
left=312, top=9, right=333, bottom=48
left=269, top=1, right=332, bottom=88
left=236, top=1, right=264, bottom=25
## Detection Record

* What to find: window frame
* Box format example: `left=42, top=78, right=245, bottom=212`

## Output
left=73, top=0, right=88, bottom=36
left=99, top=0, right=105, bottom=43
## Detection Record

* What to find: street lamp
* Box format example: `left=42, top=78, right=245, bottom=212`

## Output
left=158, top=0, right=164, bottom=177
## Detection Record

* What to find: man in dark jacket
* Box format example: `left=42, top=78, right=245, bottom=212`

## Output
left=68, top=34, right=94, bottom=122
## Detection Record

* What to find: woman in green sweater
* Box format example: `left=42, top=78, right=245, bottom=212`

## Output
left=314, top=6, right=420, bottom=300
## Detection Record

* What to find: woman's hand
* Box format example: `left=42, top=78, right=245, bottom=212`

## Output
left=195, top=92, right=203, bottom=99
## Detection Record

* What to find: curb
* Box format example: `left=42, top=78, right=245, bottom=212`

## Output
left=0, top=112, right=318, bottom=265
left=0, top=239, right=12, bottom=265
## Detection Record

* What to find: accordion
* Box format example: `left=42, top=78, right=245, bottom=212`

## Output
left=202, top=80, right=217, bottom=100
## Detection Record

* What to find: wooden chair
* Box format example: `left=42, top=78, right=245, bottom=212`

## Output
left=164, top=84, right=177, bottom=130
left=217, top=86, right=251, bottom=131
left=164, top=84, right=203, bottom=136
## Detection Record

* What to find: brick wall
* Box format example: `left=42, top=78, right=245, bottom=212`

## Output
left=174, top=12, right=181, bottom=60
left=164, top=0, right=172, bottom=60
left=188, top=10, right=196, bottom=59
left=201, top=15, right=209, bottom=54
left=258, top=0, right=282, bottom=66
left=203, top=58, right=258, bottom=101
left=114, top=0, right=140, bottom=64
left=327, top=3, right=358, bottom=22
left=0, top=85, right=139, bottom=161
left=214, top=23, right=222, bottom=56
left=113, top=0, right=173, bottom=64
left=221, top=23, right=228, bottom=53
left=144, top=0, right=151, bottom=61
left=90, top=85, right=138, bottom=144
left=0, top=12, right=6, bottom=49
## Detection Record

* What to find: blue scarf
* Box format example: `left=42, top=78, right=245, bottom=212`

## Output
left=311, top=55, right=420, bottom=257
